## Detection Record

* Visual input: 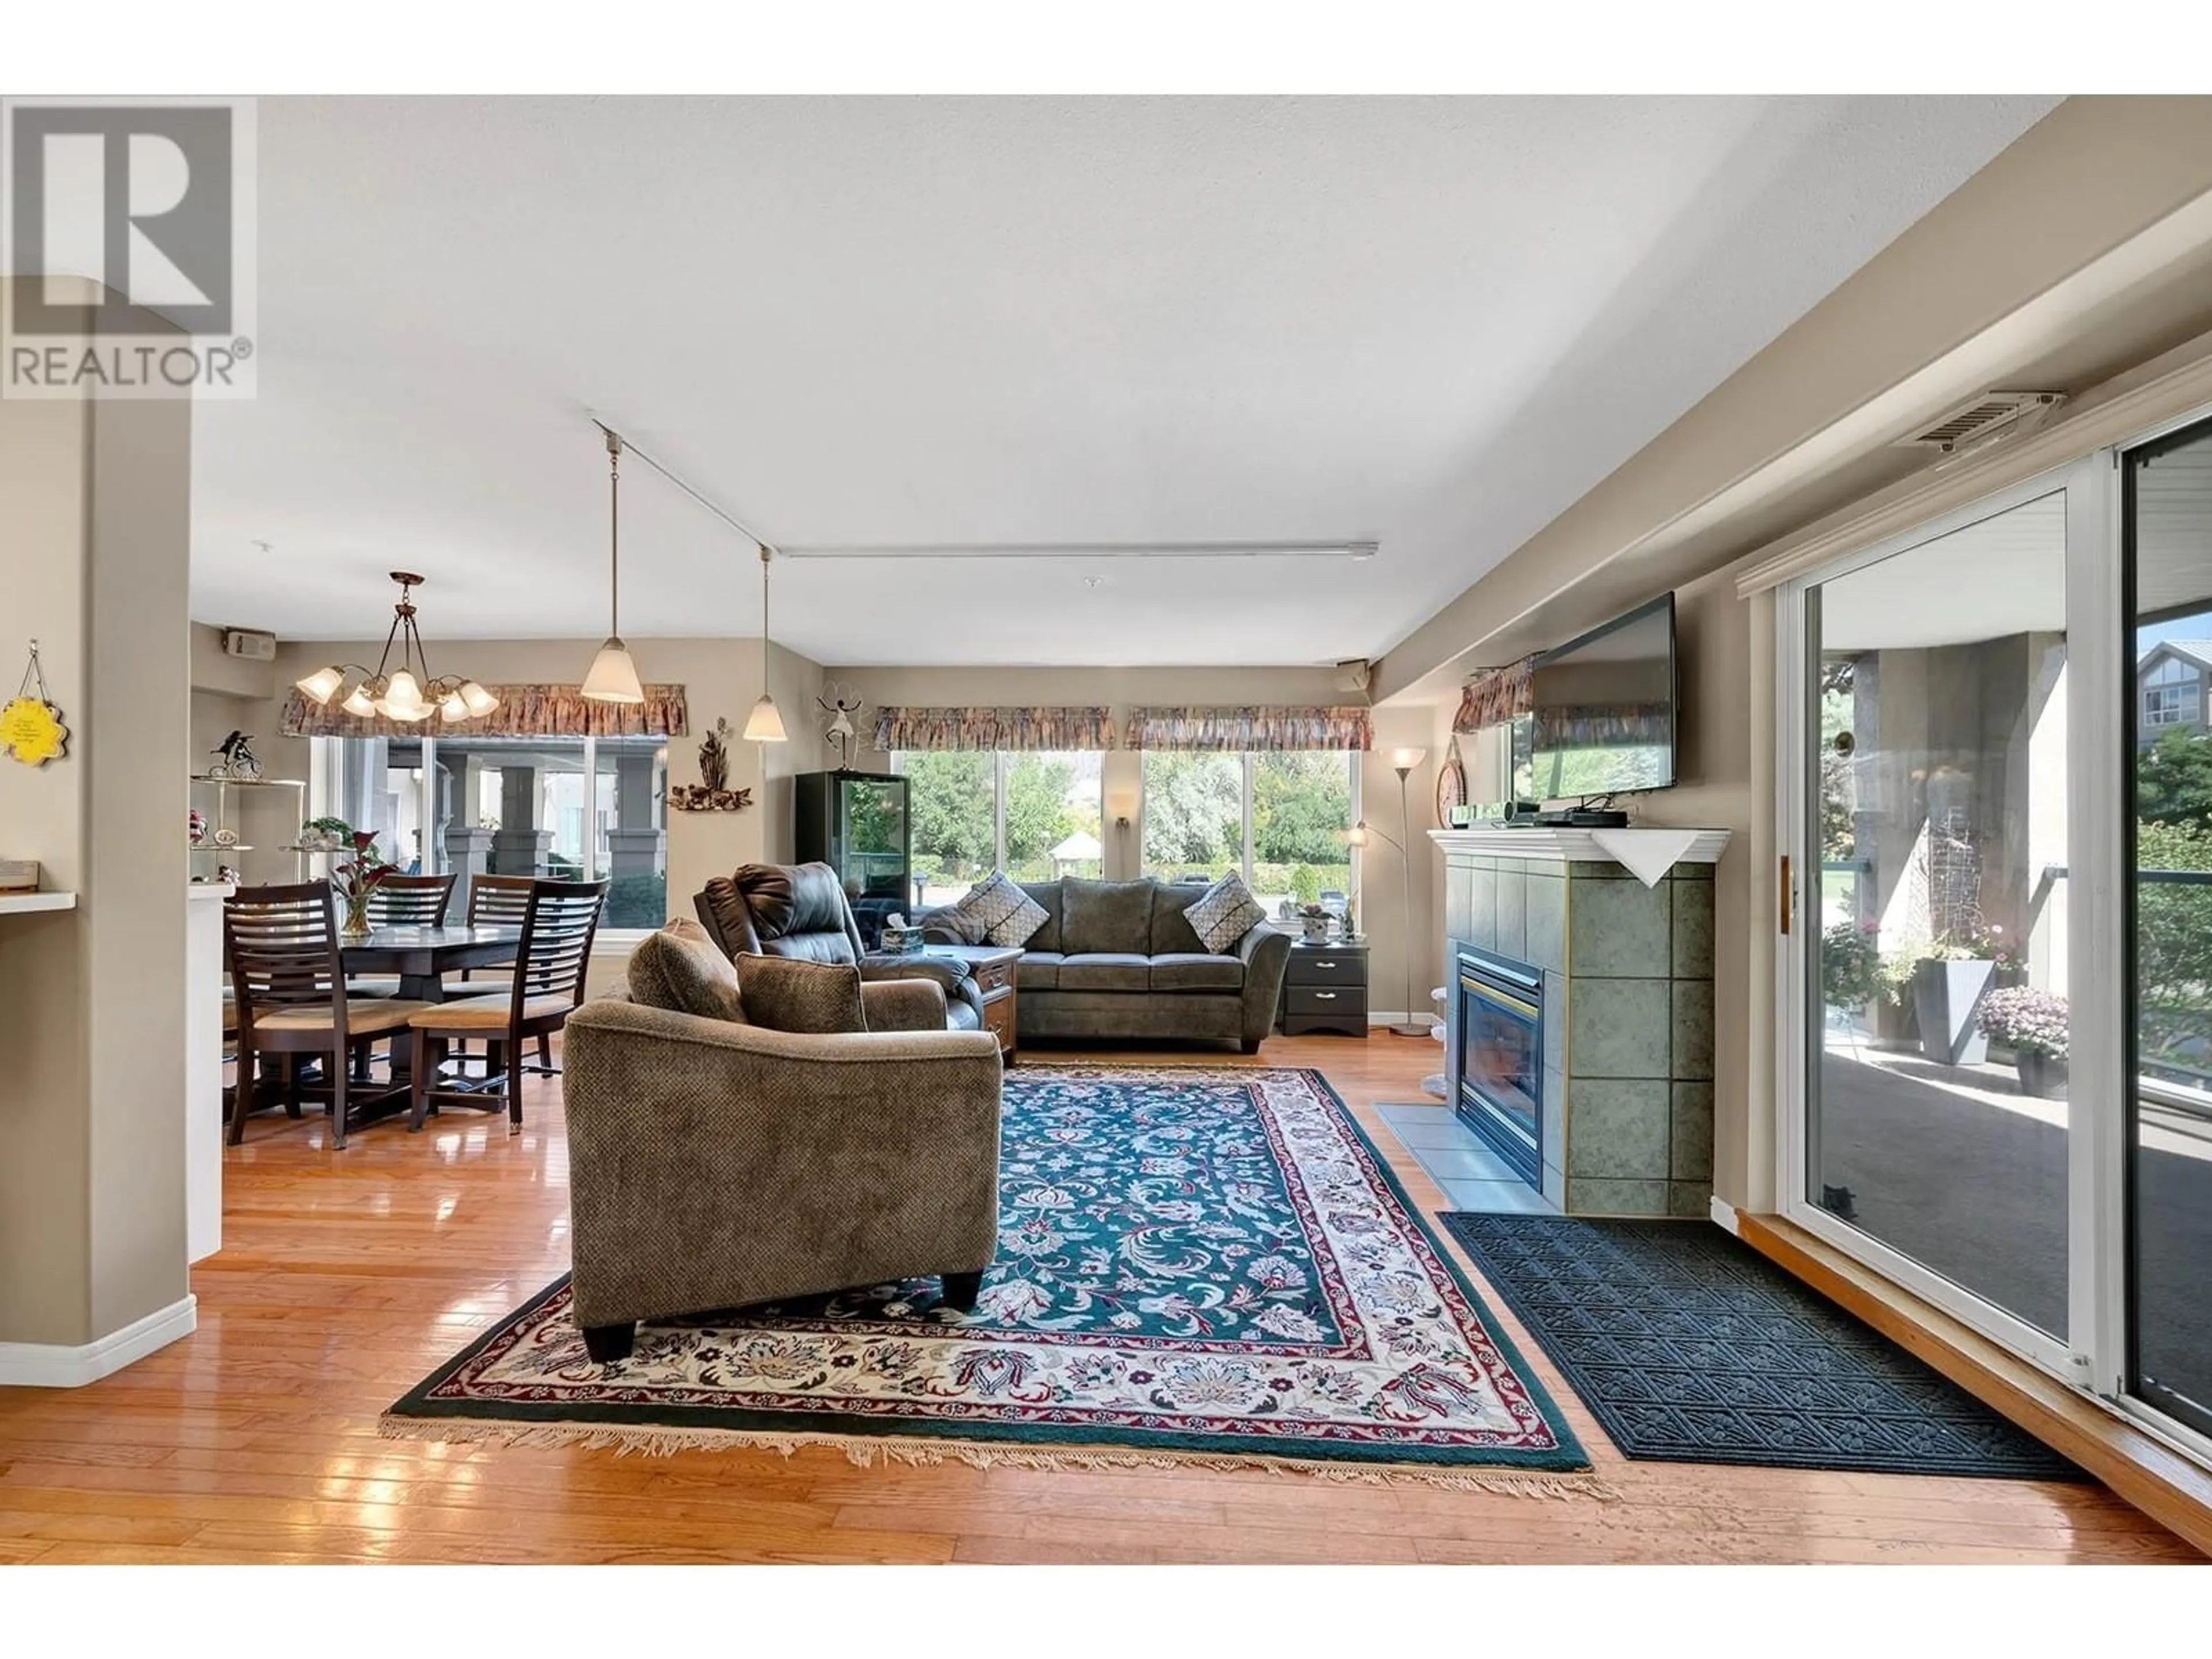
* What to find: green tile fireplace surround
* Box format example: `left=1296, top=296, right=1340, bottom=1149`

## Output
left=1434, top=828, right=1728, bottom=1217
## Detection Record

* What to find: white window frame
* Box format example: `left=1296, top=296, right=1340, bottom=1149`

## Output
left=310, top=732, right=661, bottom=949
left=1772, top=408, right=2212, bottom=1476
left=1133, top=749, right=1363, bottom=897
left=888, top=750, right=1108, bottom=881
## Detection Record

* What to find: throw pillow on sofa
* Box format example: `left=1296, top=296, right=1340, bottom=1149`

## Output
left=628, top=917, right=743, bottom=1020
left=1185, top=872, right=1266, bottom=954
left=737, top=954, right=869, bottom=1034
left=950, top=870, right=1048, bottom=949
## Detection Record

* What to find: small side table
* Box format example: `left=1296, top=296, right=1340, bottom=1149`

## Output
left=922, top=943, right=1021, bottom=1060
left=1280, top=938, right=1369, bottom=1036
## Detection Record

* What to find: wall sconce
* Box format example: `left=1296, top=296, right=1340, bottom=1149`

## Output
left=1106, top=788, right=1138, bottom=831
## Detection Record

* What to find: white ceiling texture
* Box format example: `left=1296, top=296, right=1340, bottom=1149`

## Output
left=190, top=96, right=2056, bottom=670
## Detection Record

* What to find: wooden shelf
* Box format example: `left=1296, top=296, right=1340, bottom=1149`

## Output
left=0, top=891, right=77, bottom=915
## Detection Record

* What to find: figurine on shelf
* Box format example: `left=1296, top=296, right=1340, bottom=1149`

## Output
left=208, top=730, right=262, bottom=781
left=698, top=717, right=732, bottom=793
left=188, top=807, right=209, bottom=847
left=816, top=683, right=865, bottom=768
left=666, top=718, right=753, bottom=812
left=215, top=863, right=241, bottom=885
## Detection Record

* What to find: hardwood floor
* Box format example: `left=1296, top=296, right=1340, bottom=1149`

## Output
left=0, top=1033, right=2196, bottom=1565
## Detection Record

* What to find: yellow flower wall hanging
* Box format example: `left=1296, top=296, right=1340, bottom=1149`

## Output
left=3, top=641, right=70, bottom=766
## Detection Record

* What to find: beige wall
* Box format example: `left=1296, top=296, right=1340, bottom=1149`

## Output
left=0, top=280, right=193, bottom=1352
left=244, top=635, right=828, bottom=921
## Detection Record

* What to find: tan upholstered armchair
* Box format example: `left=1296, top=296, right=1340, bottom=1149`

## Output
left=694, top=861, right=988, bottom=1032
left=560, top=994, right=1004, bottom=1362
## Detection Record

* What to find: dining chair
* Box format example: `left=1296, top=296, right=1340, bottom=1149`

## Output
left=444, top=872, right=537, bottom=1069
left=407, top=878, right=607, bottom=1135
left=226, top=880, right=430, bottom=1150
left=347, top=872, right=463, bottom=1014
left=368, top=871, right=458, bottom=927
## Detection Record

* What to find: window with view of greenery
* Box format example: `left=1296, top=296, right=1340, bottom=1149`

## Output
left=900, top=750, right=1103, bottom=907
left=1141, top=751, right=1357, bottom=914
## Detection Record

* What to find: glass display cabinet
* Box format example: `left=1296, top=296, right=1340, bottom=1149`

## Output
left=794, top=770, right=912, bottom=946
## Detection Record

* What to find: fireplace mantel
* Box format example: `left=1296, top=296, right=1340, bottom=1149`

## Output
left=1428, top=826, right=1732, bottom=865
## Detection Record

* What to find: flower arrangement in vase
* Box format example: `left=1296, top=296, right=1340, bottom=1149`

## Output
left=329, top=826, right=399, bottom=940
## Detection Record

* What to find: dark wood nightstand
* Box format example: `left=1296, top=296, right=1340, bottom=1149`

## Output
left=923, top=943, right=1021, bottom=1060
left=1281, top=940, right=1369, bottom=1036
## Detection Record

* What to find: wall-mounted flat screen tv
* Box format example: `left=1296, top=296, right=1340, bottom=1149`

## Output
left=1528, top=593, right=1678, bottom=798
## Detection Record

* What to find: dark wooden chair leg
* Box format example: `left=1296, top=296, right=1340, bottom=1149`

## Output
left=536, top=1033, right=552, bottom=1071
left=507, top=1031, right=525, bottom=1133
left=941, top=1270, right=984, bottom=1312
left=328, top=1042, right=349, bottom=1150
left=579, top=1321, right=635, bottom=1363
left=407, top=1027, right=434, bottom=1131
left=227, top=1042, right=256, bottom=1145
left=282, top=1054, right=304, bottom=1118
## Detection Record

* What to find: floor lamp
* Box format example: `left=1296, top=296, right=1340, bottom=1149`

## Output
left=1349, top=746, right=1429, bottom=1037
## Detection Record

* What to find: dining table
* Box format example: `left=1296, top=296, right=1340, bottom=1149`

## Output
left=340, top=922, right=523, bottom=1083
left=342, top=922, right=522, bottom=1002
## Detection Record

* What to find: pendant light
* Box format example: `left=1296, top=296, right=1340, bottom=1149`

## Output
left=742, top=542, right=788, bottom=743
left=293, top=573, right=497, bottom=723
left=581, top=427, right=647, bottom=705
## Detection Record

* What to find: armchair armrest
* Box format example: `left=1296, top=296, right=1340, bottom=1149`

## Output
left=861, top=952, right=983, bottom=1022
left=1236, top=922, right=1293, bottom=1046
left=562, top=998, right=1003, bottom=1326
left=861, top=975, right=949, bottom=1032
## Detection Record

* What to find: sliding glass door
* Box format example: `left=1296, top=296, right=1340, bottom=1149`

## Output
left=2124, top=415, right=2212, bottom=1440
left=1776, top=403, right=2212, bottom=1468
left=1793, top=478, right=2080, bottom=1357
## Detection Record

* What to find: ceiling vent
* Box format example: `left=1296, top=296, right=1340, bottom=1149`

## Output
left=1897, top=391, right=2066, bottom=454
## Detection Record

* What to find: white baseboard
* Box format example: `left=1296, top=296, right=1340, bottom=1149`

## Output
left=1365, top=1013, right=1438, bottom=1029
left=1709, top=1196, right=1741, bottom=1235
left=0, top=1294, right=196, bottom=1388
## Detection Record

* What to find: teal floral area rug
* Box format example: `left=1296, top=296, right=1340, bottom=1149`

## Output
left=382, top=1065, right=1594, bottom=1492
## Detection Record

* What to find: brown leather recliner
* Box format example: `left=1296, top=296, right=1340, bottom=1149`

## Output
left=695, top=861, right=986, bottom=1031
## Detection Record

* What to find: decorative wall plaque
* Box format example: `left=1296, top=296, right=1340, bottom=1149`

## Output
left=2, top=641, right=69, bottom=767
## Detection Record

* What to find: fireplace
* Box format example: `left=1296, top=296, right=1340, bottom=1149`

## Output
left=1448, top=941, right=1544, bottom=1185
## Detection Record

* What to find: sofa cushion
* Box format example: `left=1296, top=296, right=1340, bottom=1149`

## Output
left=627, top=918, right=743, bottom=1021
left=1060, top=877, right=1156, bottom=956
left=1017, top=950, right=1063, bottom=990
left=1150, top=884, right=1209, bottom=955
left=948, top=870, right=1050, bottom=948
left=736, top=953, right=868, bottom=1034
left=1184, top=872, right=1267, bottom=953
left=1056, top=952, right=1152, bottom=993
left=1149, top=952, right=1245, bottom=993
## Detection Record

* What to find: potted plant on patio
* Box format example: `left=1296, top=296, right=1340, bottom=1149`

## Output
left=1910, top=919, right=2010, bottom=1066
left=1820, top=919, right=1883, bottom=1017
left=1976, top=987, right=2070, bottom=1098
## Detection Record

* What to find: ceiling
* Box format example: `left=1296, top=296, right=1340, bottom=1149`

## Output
left=188, top=96, right=2057, bottom=667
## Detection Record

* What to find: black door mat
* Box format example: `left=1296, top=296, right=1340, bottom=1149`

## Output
left=1438, top=1213, right=2085, bottom=1479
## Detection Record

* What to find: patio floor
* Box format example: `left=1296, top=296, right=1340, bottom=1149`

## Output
left=1815, top=1041, right=2212, bottom=1415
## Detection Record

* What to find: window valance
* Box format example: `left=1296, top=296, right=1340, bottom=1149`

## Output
left=1126, top=706, right=1373, bottom=752
left=872, top=706, right=1113, bottom=752
left=278, top=683, right=690, bottom=740
left=1533, top=703, right=1673, bottom=748
left=1453, top=656, right=1539, bottom=733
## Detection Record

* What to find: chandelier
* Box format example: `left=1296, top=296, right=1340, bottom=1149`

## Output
left=293, top=572, right=498, bottom=723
